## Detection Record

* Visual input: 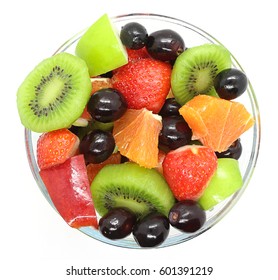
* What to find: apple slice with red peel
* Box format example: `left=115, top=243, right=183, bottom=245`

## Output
left=40, top=154, right=98, bottom=229
left=198, top=158, right=243, bottom=210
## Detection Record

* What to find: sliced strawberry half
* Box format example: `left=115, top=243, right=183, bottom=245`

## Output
left=113, top=47, right=151, bottom=74
left=37, top=128, right=79, bottom=170
left=40, top=154, right=98, bottom=229
left=126, top=47, right=150, bottom=63
left=111, top=58, right=172, bottom=113
left=162, top=145, right=218, bottom=201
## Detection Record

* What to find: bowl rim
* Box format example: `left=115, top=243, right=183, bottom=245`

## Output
left=24, top=12, right=261, bottom=249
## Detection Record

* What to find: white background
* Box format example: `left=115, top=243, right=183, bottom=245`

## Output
left=1, top=0, right=276, bottom=279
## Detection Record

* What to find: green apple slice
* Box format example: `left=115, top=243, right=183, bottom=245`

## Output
left=198, top=158, right=243, bottom=210
left=75, top=14, right=128, bottom=77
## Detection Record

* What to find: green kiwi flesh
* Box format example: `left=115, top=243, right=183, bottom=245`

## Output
left=91, top=162, right=175, bottom=217
left=171, top=44, right=231, bottom=105
left=17, top=52, right=92, bottom=132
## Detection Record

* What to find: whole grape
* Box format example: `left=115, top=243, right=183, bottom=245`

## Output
left=159, top=116, right=192, bottom=151
left=133, top=213, right=169, bottom=247
left=146, top=29, right=185, bottom=62
left=99, top=208, right=137, bottom=239
left=120, top=22, right=148, bottom=50
left=79, top=130, right=115, bottom=164
left=214, top=68, right=248, bottom=100
left=168, top=200, right=206, bottom=233
left=87, top=88, right=127, bottom=123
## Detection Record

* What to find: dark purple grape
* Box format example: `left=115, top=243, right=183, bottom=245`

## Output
left=159, top=98, right=181, bottom=117
left=215, top=138, right=242, bottom=160
left=168, top=200, right=206, bottom=233
left=79, top=130, right=115, bottom=164
left=120, top=22, right=148, bottom=50
left=214, top=68, right=248, bottom=100
left=146, top=29, right=185, bottom=62
left=68, top=125, right=80, bottom=136
left=100, top=71, right=113, bottom=78
left=99, top=208, right=137, bottom=240
left=133, top=213, right=169, bottom=247
left=87, top=88, right=127, bottom=123
left=159, top=116, right=192, bottom=151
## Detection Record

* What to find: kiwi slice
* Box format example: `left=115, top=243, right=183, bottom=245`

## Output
left=17, top=52, right=92, bottom=132
left=171, top=44, right=231, bottom=105
left=91, top=162, right=175, bottom=217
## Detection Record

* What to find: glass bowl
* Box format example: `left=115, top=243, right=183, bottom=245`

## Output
left=25, top=13, right=260, bottom=248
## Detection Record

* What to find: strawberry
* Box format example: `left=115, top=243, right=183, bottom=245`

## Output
left=111, top=58, right=172, bottom=113
left=162, top=145, right=217, bottom=201
left=112, top=48, right=150, bottom=74
left=37, top=129, right=80, bottom=170
left=126, top=47, right=150, bottom=62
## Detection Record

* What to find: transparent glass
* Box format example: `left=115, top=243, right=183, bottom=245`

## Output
left=25, top=13, right=260, bottom=248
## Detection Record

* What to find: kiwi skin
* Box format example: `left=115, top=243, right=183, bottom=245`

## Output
left=91, top=162, right=175, bottom=218
left=171, top=44, right=231, bottom=105
left=17, top=52, right=92, bottom=132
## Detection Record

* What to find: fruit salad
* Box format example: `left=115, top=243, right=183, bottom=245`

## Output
left=17, top=14, right=256, bottom=248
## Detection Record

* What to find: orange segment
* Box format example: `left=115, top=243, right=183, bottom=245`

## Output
left=180, top=105, right=207, bottom=139
left=220, top=102, right=254, bottom=149
left=179, top=95, right=254, bottom=152
left=113, top=108, right=162, bottom=168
